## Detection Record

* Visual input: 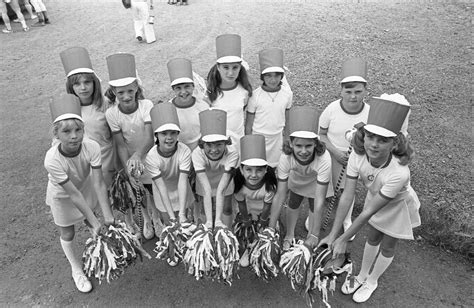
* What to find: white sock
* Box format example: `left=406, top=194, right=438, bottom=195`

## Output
left=366, top=254, right=394, bottom=285
left=358, top=242, right=380, bottom=281
left=60, top=238, right=83, bottom=274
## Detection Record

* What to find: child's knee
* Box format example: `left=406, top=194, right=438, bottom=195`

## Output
left=288, top=192, right=303, bottom=210
left=59, top=226, right=75, bottom=241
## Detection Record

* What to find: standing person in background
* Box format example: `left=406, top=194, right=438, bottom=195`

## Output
left=0, top=0, right=29, bottom=33
left=12, top=0, right=37, bottom=21
left=318, top=58, right=369, bottom=238
left=60, top=47, right=115, bottom=187
left=245, top=48, right=293, bottom=168
left=127, top=0, right=155, bottom=43
left=206, top=34, right=252, bottom=153
left=29, top=0, right=50, bottom=27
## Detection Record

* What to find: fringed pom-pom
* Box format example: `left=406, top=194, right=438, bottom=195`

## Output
left=232, top=213, right=257, bottom=251
left=82, top=222, right=151, bottom=284
left=154, top=220, right=181, bottom=262
left=280, top=241, right=312, bottom=291
left=183, top=224, right=218, bottom=281
left=214, top=227, right=240, bottom=285
left=249, top=227, right=281, bottom=281
left=109, top=169, right=147, bottom=214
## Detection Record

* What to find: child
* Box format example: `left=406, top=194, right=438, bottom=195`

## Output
left=206, top=34, right=252, bottom=152
left=167, top=58, right=209, bottom=151
left=268, top=106, right=332, bottom=251
left=233, top=134, right=277, bottom=266
left=245, top=48, right=293, bottom=168
left=319, top=97, right=421, bottom=303
left=128, top=0, right=155, bottom=43
left=0, top=0, right=29, bottom=33
left=44, top=94, right=114, bottom=293
left=29, top=0, right=50, bottom=26
left=319, top=58, right=370, bottom=236
left=192, top=109, right=239, bottom=228
left=104, top=53, right=157, bottom=239
left=60, top=47, right=115, bottom=187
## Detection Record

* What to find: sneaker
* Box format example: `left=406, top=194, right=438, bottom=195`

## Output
left=352, top=281, right=378, bottom=303
left=72, top=272, right=92, bottom=293
left=341, top=275, right=364, bottom=295
left=167, top=257, right=178, bottom=267
left=31, top=21, right=45, bottom=27
left=304, top=216, right=309, bottom=231
left=239, top=249, right=250, bottom=268
left=143, top=221, right=154, bottom=240
left=282, top=237, right=294, bottom=252
left=31, top=15, right=38, bottom=20
left=23, top=27, right=29, bottom=32
left=2, top=29, right=12, bottom=34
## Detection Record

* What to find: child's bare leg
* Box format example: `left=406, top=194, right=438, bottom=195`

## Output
left=141, top=192, right=155, bottom=239
left=0, top=2, right=12, bottom=31
left=285, top=191, right=304, bottom=241
left=10, top=0, right=28, bottom=29
left=24, top=2, right=36, bottom=18
left=221, top=195, right=233, bottom=228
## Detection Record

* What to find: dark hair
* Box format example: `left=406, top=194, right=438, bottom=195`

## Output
left=233, top=165, right=277, bottom=194
left=352, top=126, right=415, bottom=165
left=341, top=81, right=367, bottom=89
left=105, top=80, right=145, bottom=103
left=206, top=63, right=253, bottom=103
left=260, top=72, right=284, bottom=86
left=197, top=137, right=232, bottom=149
left=122, top=0, right=131, bottom=9
left=282, top=137, right=326, bottom=157
left=66, top=73, right=104, bottom=110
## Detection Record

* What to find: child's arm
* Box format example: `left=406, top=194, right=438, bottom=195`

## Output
left=214, top=172, right=233, bottom=227
left=304, top=183, right=329, bottom=249
left=61, top=181, right=102, bottom=235
left=320, top=128, right=349, bottom=166
left=195, top=172, right=213, bottom=228
left=129, top=124, right=154, bottom=169
left=90, top=168, right=115, bottom=225
left=177, top=172, right=189, bottom=222
left=245, top=112, right=255, bottom=135
left=153, top=178, right=177, bottom=220
left=112, top=133, right=130, bottom=173
left=268, top=180, right=288, bottom=229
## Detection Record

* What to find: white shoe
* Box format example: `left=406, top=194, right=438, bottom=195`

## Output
left=239, top=249, right=250, bottom=268
left=143, top=221, right=154, bottom=240
left=341, top=275, right=364, bottom=295
left=72, top=272, right=92, bottom=293
left=352, top=281, right=378, bottom=303
left=304, top=216, right=309, bottom=231
left=31, top=15, right=38, bottom=20
left=167, top=257, right=179, bottom=267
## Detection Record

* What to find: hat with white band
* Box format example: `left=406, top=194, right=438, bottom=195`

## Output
left=365, top=97, right=410, bottom=137
left=240, top=134, right=267, bottom=166
left=50, top=93, right=83, bottom=123
left=167, top=58, right=194, bottom=87
left=340, top=58, right=367, bottom=84
left=60, top=47, right=94, bottom=78
left=216, top=34, right=242, bottom=64
left=106, top=53, right=137, bottom=87
left=259, top=48, right=285, bottom=75
left=199, top=109, right=228, bottom=142
left=150, top=103, right=181, bottom=133
left=288, top=106, right=320, bottom=139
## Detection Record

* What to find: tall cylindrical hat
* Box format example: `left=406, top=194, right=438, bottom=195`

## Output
left=50, top=93, right=83, bottom=123
left=150, top=103, right=181, bottom=133
left=341, top=58, right=367, bottom=84
left=216, top=34, right=242, bottom=64
left=240, top=135, right=267, bottom=166
left=259, top=48, right=284, bottom=75
left=365, top=97, right=410, bottom=137
left=199, top=109, right=227, bottom=142
left=60, top=47, right=94, bottom=77
left=167, top=58, right=193, bottom=87
left=288, top=106, right=320, bottom=139
left=106, top=53, right=137, bottom=87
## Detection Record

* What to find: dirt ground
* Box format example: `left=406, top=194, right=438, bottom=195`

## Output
left=1, top=0, right=472, bottom=307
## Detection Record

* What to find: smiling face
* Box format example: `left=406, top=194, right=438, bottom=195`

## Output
left=340, top=82, right=366, bottom=112
left=156, top=130, right=179, bottom=154
left=363, top=131, right=395, bottom=166
left=202, top=141, right=227, bottom=160
left=290, top=137, right=316, bottom=163
left=172, top=83, right=194, bottom=105
left=217, top=62, right=241, bottom=88
left=55, top=119, right=84, bottom=154
left=240, top=164, right=267, bottom=187
left=70, top=74, right=94, bottom=105
left=114, top=82, right=138, bottom=113
left=262, top=72, right=283, bottom=90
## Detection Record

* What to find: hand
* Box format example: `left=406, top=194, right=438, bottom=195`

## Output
left=331, top=237, right=347, bottom=259
left=214, top=220, right=226, bottom=229
left=318, top=233, right=336, bottom=248
left=89, top=219, right=102, bottom=240
left=257, top=217, right=269, bottom=230
left=179, top=213, right=187, bottom=224
left=104, top=215, right=115, bottom=226
left=204, top=220, right=213, bottom=229
left=127, top=154, right=144, bottom=178
left=335, top=150, right=349, bottom=166
left=304, top=234, right=319, bottom=250
left=242, top=216, right=252, bottom=228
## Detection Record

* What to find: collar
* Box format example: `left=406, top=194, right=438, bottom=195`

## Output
left=58, top=143, right=82, bottom=158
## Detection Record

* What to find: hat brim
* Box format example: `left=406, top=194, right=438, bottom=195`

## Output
left=216, top=56, right=242, bottom=64
left=262, top=67, right=285, bottom=75
left=67, top=68, right=95, bottom=78
left=290, top=131, right=318, bottom=139
left=155, top=123, right=181, bottom=133
left=109, top=77, right=137, bottom=87
left=341, top=76, right=367, bottom=84
left=170, top=77, right=194, bottom=87
left=364, top=124, right=397, bottom=137
left=53, top=113, right=83, bottom=124
left=201, top=134, right=228, bottom=143
left=241, top=158, right=268, bottom=166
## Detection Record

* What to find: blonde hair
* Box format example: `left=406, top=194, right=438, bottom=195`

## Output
left=52, top=118, right=85, bottom=138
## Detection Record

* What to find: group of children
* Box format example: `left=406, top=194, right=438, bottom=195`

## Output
left=44, top=33, right=421, bottom=304
left=1, top=0, right=49, bottom=33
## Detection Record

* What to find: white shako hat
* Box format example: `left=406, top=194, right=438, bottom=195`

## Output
left=60, top=47, right=94, bottom=78
left=50, top=93, right=83, bottom=123
left=340, top=58, right=367, bottom=84
left=216, top=34, right=242, bottom=64
left=240, top=134, right=268, bottom=166
left=167, top=58, right=194, bottom=87
left=106, top=53, right=137, bottom=87
left=288, top=106, right=320, bottom=139
left=199, top=109, right=228, bottom=142
left=150, top=103, right=181, bottom=133
left=364, top=97, right=410, bottom=137
left=259, top=47, right=284, bottom=75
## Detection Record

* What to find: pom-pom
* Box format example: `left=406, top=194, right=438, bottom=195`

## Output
left=183, top=225, right=218, bottom=281
left=232, top=212, right=257, bottom=251
left=82, top=222, right=151, bottom=284
left=154, top=220, right=181, bottom=262
left=109, top=169, right=147, bottom=214
left=214, top=227, right=240, bottom=285
left=280, top=241, right=312, bottom=291
left=249, top=227, right=281, bottom=281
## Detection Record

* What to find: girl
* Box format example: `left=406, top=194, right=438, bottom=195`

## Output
left=268, top=106, right=332, bottom=251
left=233, top=134, right=277, bottom=266
left=45, top=94, right=114, bottom=293
left=0, top=0, right=29, bottom=33
left=245, top=48, right=293, bottom=168
left=206, top=34, right=252, bottom=152
left=29, top=0, right=50, bottom=27
left=126, top=0, right=155, bottom=43
left=319, top=97, right=421, bottom=303
left=104, top=53, right=158, bottom=240
left=167, top=58, right=209, bottom=152
left=60, top=47, right=115, bottom=187
left=192, top=109, right=239, bottom=228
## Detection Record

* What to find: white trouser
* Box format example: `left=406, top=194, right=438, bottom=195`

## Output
left=30, top=0, right=46, bottom=12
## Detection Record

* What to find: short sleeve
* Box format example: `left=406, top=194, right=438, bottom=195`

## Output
left=145, top=148, right=162, bottom=180
left=192, top=148, right=207, bottom=172
left=346, top=151, right=360, bottom=179
left=319, top=105, right=331, bottom=130
left=316, top=152, right=331, bottom=184
left=87, top=140, right=102, bottom=168
left=105, top=107, right=121, bottom=133
left=247, top=90, right=258, bottom=113
left=380, top=170, right=409, bottom=199
left=141, top=99, right=153, bottom=124
left=44, top=151, right=68, bottom=185
left=178, top=145, right=192, bottom=173
left=286, top=91, right=293, bottom=109
left=224, top=147, right=239, bottom=171
left=277, top=154, right=291, bottom=181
